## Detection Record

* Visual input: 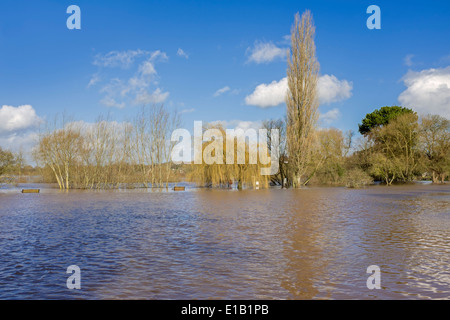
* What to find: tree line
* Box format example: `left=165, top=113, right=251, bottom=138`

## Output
left=262, top=106, right=449, bottom=188
left=1, top=10, right=448, bottom=189
left=31, top=105, right=180, bottom=189
left=260, top=10, right=449, bottom=188
left=1, top=106, right=448, bottom=190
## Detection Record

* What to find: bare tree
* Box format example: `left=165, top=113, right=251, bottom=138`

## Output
left=34, top=115, right=83, bottom=189
left=420, top=114, right=450, bottom=183
left=262, top=119, right=287, bottom=187
left=286, top=10, right=320, bottom=187
left=132, top=104, right=180, bottom=188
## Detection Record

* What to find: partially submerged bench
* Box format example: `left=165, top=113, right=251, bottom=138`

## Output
left=22, top=189, right=40, bottom=193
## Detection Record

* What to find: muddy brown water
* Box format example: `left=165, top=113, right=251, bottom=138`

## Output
left=0, top=183, right=449, bottom=299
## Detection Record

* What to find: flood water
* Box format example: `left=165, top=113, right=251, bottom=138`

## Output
left=0, top=183, right=449, bottom=299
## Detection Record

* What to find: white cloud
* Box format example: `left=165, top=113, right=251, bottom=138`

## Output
left=87, top=73, right=100, bottom=88
left=225, top=120, right=263, bottom=131
left=138, top=60, right=157, bottom=76
left=213, top=86, right=231, bottom=97
left=0, top=132, right=39, bottom=154
left=93, top=50, right=168, bottom=69
left=0, top=105, right=42, bottom=154
left=209, top=119, right=262, bottom=130
left=100, top=96, right=126, bottom=109
left=245, top=75, right=353, bottom=108
left=247, top=41, right=286, bottom=64
left=245, top=78, right=288, bottom=108
left=398, top=66, right=450, bottom=119
left=93, top=49, right=169, bottom=108
left=93, top=49, right=147, bottom=68
left=404, top=54, right=414, bottom=67
left=319, top=108, right=341, bottom=125
left=0, top=105, right=42, bottom=133
left=210, top=120, right=263, bottom=143
left=134, top=88, right=170, bottom=105
left=177, top=48, right=189, bottom=59
left=317, top=75, right=353, bottom=105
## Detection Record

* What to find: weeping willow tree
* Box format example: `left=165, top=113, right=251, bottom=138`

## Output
left=188, top=123, right=270, bottom=189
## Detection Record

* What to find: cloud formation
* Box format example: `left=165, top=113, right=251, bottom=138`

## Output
left=319, top=108, right=341, bottom=125
left=209, top=119, right=263, bottom=141
left=398, top=66, right=450, bottom=119
left=87, top=73, right=100, bottom=88
left=134, top=88, right=170, bottom=105
left=245, top=75, right=353, bottom=108
left=90, top=49, right=169, bottom=108
left=0, top=105, right=42, bottom=133
left=0, top=105, right=42, bottom=152
left=404, top=54, right=414, bottom=67
left=213, top=86, right=231, bottom=97
left=246, top=41, right=286, bottom=64
left=93, top=49, right=149, bottom=68
left=177, top=48, right=189, bottom=59
left=317, top=75, right=353, bottom=105
left=245, top=78, right=288, bottom=108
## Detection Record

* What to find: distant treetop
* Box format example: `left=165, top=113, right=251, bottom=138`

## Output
left=358, top=106, right=415, bottom=135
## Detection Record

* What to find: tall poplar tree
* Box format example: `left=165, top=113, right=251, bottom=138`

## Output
left=286, top=10, right=319, bottom=187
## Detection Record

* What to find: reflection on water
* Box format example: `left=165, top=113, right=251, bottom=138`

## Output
left=0, top=184, right=449, bottom=299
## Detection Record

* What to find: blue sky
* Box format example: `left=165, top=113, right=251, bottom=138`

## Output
left=1, top=0, right=450, bottom=153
